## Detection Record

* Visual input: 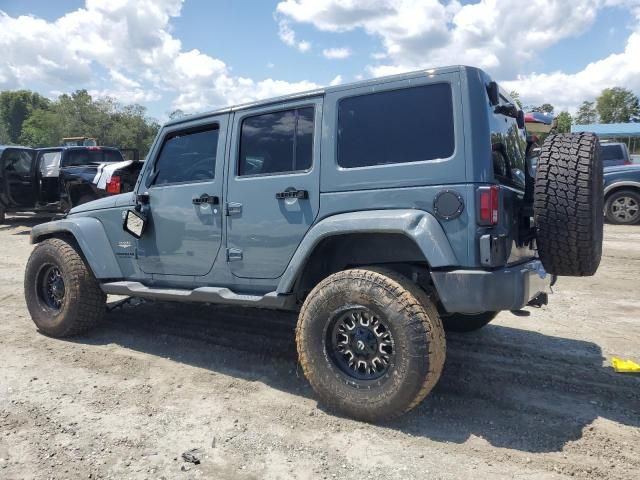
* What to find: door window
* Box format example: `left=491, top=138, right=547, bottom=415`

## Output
left=4, top=150, right=33, bottom=174
left=238, top=107, right=314, bottom=176
left=337, top=83, right=454, bottom=168
left=151, top=126, right=219, bottom=185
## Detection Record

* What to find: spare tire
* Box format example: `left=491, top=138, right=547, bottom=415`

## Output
left=534, top=132, right=603, bottom=276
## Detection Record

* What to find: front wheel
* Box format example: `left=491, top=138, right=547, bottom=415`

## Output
left=296, top=268, right=446, bottom=421
left=605, top=189, right=640, bottom=225
left=24, top=238, right=106, bottom=337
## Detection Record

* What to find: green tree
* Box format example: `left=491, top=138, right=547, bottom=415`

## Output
left=19, top=109, right=64, bottom=147
left=168, top=109, right=186, bottom=120
left=532, top=103, right=555, bottom=114
left=575, top=101, right=598, bottom=125
left=555, top=111, right=572, bottom=133
left=0, top=90, right=50, bottom=143
left=509, top=90, right=523, bottom=109
left=596, top=87, right=640, bottom=123
left=0, top=87, right=159, bottom=156
left=0, top=120, right=10, bottom=144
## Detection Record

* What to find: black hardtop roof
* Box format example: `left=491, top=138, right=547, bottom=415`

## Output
left=0, top=145, right=33, bottom=153
left=165, top=65, right=471, bottom=128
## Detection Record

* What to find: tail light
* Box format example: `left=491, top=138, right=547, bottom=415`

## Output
left=624, top=158, right=631, bottom=165
left=478, top=185, right=499, bottom=226
left=106, top=175, right=121, bottom=194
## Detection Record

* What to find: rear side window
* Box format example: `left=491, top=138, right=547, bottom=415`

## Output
left=337, top=83, right=454, bottom=168
left=238, top=107, right=314, bottom=176
left=601, top=144, right=623, bottom=161
left=152, top=126, right=219, bottom=185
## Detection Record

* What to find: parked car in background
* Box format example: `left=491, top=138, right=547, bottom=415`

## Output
left=600, top=142, right=631, bottom=167
left=604, top=164, right=640, bottom=224
left=0, top=145, right=143, bottom=223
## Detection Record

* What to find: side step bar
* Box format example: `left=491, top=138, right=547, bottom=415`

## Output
left=100, top=281, right=293, bottom=310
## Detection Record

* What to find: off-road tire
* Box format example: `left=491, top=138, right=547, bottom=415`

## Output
left=534, top=133, right=603, bottom=276
left=604, top=189, right=640, bottom=225
left=441, top=311, right=498, bottom=333
left=24, top=238, right=106, bottom=337
left=296, top=268, right=446, bottom=422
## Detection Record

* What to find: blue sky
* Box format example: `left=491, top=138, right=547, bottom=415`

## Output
left=1, top=1, right=639, bottom=120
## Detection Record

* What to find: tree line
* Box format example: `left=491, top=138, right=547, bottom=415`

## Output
left=0, top=89, right=160, bottom=156
left=509, top=87, right=640, bottom=133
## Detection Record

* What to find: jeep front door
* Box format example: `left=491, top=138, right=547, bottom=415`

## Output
left=226, top=99, right=321, bottom=279
left=135, top=116, right=227, bottom=276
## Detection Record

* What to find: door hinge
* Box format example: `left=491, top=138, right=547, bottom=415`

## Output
left=226, top=248, right=243, bottom=262
left=225, top=202, right=242, bottom=216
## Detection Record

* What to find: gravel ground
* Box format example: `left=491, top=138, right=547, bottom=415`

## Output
left=1, top=214, right=639, bottom=480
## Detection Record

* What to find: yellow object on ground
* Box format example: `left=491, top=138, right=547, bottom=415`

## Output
left=612, top=357, right=640, bottom=373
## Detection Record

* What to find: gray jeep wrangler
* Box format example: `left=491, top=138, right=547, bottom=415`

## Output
left=24, top=66, right=603, bottom=421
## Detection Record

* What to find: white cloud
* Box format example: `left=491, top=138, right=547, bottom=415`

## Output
left=298, top=40, right=311, bottom=52
left=504, top=30, right=640, bottom=113
left=329, top=74, right=343, bottom=86
left=277, top=18, right=312, bottom=52
left=322, top=47, right=352, bottom=59
left=0, top=1, right=319, bottom=114
left=277, top=0, right=640, bottom=111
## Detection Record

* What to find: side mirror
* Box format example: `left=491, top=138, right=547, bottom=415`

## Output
left=517, top=109, right=525, bottom=129
left=486, top=81, right=500, bottom=106
left=123, top=208, right=147, bottom=239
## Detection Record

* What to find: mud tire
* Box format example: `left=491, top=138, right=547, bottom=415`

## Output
left=296, top=268, right=446, bottom=421
left=24, top=238, right=106, bottom=337
left=534, top=133, right=603, bottom=276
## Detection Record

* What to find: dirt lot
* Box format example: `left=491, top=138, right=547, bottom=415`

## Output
left=1, top=215, right=639, bottom=480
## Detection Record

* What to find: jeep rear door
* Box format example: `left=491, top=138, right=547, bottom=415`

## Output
left=225, top=97, right=322, bottom=279
left=1, top=148, right=37, bottom=208
left=135, top=115, right=228, bottom=276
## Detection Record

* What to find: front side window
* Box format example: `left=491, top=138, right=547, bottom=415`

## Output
left=4, top=150, right=33, bottom=174
left=337, top=83, right=455, bottom=168
left=40, top=151, right=62, bottom=178
left=152, top=126, right=219, bottom=185
left=238, top=107, right=314, bottom=176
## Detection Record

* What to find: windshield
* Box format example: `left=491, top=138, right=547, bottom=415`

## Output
left=63, top=149, right=124, bottom=167
left=601, top=144, right=624, bottom=161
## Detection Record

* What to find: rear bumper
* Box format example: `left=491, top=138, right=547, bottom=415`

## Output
left=431, top=259, right=551, bottom=314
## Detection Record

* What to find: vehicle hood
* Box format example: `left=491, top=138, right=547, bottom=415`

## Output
left=69, top=195, right=119, bottom=214
left=604, top=165, right=640, bottom=174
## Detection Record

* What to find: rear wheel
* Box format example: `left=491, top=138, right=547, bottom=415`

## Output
left=296, top=268, right=446, bottom=421
left=442, top=311, right=497, bottom=333
left=605, top=189, right=640, bottom=225
left=24, top=238, right=106, bottom=337
left=534, top=133, right=603, bottom=276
